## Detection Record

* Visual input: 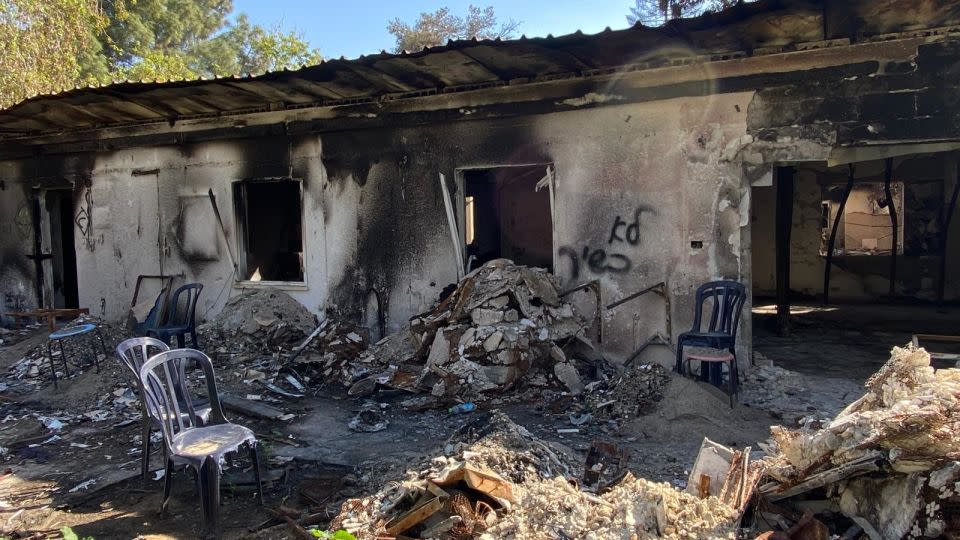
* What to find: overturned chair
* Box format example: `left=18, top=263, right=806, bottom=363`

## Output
left=139, top=348, right=264, bottom=536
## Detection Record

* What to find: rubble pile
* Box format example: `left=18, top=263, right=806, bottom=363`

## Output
left=740, top=360, right=807, bottom=410
left=585, top=363, right=670, bottom=421
left=758, top=345, right=960, bottom=539
left=199, top=289, right=318, bottom=353
left=330, top=412, right=740, bottom=539
left=356, top=260, right=587, bottom=401
left=289, top=320, right=369, bottom=385
left=740, top=353, right=863, bottom=423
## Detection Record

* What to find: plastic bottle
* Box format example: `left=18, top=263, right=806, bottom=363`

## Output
left=448, top=402, right=476, bottom=414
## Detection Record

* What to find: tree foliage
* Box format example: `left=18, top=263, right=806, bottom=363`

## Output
left=0, top=0, right=108, bottom=107
left=193, top=14, right=323, bottom=76
left=626, top=0, right=741, bottom=26
left=387, top=5, right=519, bottom=53
left=1, top=0, right=322, bottom=108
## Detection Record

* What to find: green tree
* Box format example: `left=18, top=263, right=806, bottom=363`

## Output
left=387, top=5, right=520, bottom=53
left=626, top=0, right=742, bottom=26
left=0, top=0, right=323, bottom=108
left=98, top=0, right=231, bottom=69
left=193, top=14, right=322, bottom=76
left=0, top=0, right=108, bottom=108
left=88, top=0, right=322, bottom=79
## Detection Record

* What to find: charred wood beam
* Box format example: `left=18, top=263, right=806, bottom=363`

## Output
left=939, top=162, right=960, bottom=305
left=823, top=164, right=855, bottom=305
left=775, top=166, right=795, bottom=336
left=884, top=158, right=898, bottom=298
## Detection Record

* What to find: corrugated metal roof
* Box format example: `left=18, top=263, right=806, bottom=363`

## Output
left=0, top=0, right=950, bottom=139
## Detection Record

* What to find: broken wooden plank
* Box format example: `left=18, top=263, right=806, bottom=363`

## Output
left=385, top=496, right=444, bottom=535
left=265, top=507, right=314, bottom=540
left=221, top=394, right=289, bottom=420
left=763, top=453, right=883, bottom=501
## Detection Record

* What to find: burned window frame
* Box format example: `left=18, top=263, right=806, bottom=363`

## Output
left=820, top=181, right=906, bottom=257
left=454, top=163, right=557, bottom=273
left=232, top=177, right=307, bottom=286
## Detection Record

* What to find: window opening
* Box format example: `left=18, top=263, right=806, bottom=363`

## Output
left=462, top=165, right=554, bottom=270
left=820, top=182, right=904, bottom=256
left=233, top=179, right=304, bottom=282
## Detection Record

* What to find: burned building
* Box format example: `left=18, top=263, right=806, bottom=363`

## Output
left=2, top=0, right=960, bottom=367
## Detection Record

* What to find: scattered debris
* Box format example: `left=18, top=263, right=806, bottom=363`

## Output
left=68, top=478, right=98, bottom=493
left=287, top=321, right=369, bottom=385
left=756, top=345, right=960, bottom=539
left=348, top=403, right=388, bottom=433
left=330, top=412, right=740, bottom=539
left=585, top=363, right=670, bottom=421
left=741, top=353, right=862, bottom=423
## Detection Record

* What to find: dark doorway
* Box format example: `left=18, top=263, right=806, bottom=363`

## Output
left=45, top=190, right=79, bottom=308
left=463, top=165, right=553, bottom=270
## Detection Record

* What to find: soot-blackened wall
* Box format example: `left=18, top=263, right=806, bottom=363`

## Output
left=0, top=93, right=754, bottom=364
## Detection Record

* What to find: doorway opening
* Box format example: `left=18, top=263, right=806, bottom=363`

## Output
left=45, top=190, right=79, bottom=309
left=462, top=165, right=554, bottom=271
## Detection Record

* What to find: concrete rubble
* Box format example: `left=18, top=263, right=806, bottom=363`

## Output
left=584, top=363, right=671, bottom=421
left=756, top=345, right=960, bottom=540
left=740, top=352, right=864, bottom=424
left=329, top=412, right=741, bottom=540
left=348, top=259, right=588, bottom=402
left=199, top=289, right=320, bottom=354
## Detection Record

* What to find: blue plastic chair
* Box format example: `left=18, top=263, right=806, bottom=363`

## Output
left=133, top=285, right=171, bottom=337
left=148, top=283, right=203, bottom=349
left=675, top=281, right=746, bottom=383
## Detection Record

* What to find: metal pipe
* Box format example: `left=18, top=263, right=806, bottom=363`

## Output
left=605, top=281, right=666, bottom=310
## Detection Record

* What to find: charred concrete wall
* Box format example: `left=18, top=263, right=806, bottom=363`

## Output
left=744, top=35, right=960, bottom=303
left=9, top=7, right=960, bottom=364
left=746, top=40, right=960, bottom=155
left=0, top=93, right=753, bottom=365
left=0, top=161, right=33, bottom=319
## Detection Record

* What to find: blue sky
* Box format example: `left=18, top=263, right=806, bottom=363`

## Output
left=232, top=1, right=635, bottom=59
